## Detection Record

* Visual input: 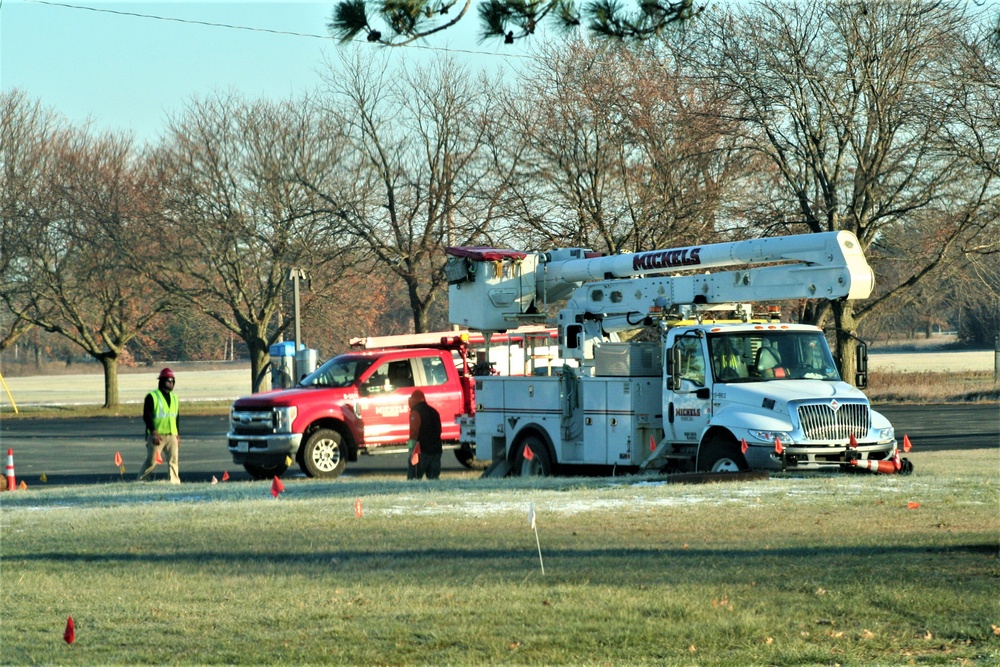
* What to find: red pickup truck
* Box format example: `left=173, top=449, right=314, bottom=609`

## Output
left=227, top=328, right=555, bottom=479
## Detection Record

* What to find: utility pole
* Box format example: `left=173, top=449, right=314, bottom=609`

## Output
left=288, top=268, right=308, bottom=377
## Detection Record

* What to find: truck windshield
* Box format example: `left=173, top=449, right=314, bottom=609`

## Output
left=299, top=356, right=375, bottom=388
left=708, top=331, right=840, bottom=382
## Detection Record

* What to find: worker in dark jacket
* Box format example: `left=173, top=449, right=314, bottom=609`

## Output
left=406, top=389, right=442, bottom=480
left=137, top=368, right=181, bottom=483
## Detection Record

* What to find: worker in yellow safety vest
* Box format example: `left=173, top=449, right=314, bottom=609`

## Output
left=137, top=368, right=181, bottom=483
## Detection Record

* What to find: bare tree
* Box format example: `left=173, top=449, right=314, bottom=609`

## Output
left=309, top=51, right=505, bottom=333
left=0, top=90, right=50, bottom=353
left=693, top=0, right=1000, bottom=382
left=494, top=40, right=742, bottom=254
left=1, top=91, right=173, bottom=407
left=143, top=93, right=357, bottom=392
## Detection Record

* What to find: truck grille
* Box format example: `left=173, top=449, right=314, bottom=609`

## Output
left=231, top=410, right=275, bottom=435
left=796, top=402, right=870, bottom=440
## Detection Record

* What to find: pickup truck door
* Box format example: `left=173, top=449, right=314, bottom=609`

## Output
left=358, top=359, right=415, bottom=445
left=409, top=352, right=463, bottom=442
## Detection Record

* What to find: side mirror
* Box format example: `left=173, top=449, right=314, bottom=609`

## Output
left=666, top=346, right=681, bottom=392
left=855, top=341, right=868, bottom=389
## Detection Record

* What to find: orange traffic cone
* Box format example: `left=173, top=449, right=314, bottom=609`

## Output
left=847, top=459, right=896, bottom=474
left=5, top=449, right=15, bottom=491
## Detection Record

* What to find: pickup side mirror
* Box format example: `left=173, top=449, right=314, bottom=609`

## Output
left=855, top=340, right=868, bottom=389
left=666, top=345, right=681, bottom=392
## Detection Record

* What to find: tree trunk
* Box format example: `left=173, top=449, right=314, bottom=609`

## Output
left=407, top=278, right=430, bottom=334
left=99, top=354, right=119, bottom=409
left=249, top=340, right=271, bottom=394
left=831, top=300, right=859, bottom=387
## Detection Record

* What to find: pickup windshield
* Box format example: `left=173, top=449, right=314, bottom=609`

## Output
left=299, top=355, right=375, bottom=388
left=709, top=331, right=840, bottom=382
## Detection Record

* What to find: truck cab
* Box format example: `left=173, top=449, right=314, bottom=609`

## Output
left=664, top=323, right=896, bottom=472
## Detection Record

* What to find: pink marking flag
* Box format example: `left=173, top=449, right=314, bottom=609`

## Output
left=649, top=436, right=656, bottom=453
left=154, top=450, right=164, bottom=465
left=271, top=476, right=285, bottom=498
left=114, top=451, right=123, bottom=467
left=355, top=498, right=363, bottom=518
left=211, top=476, right=218, bottom=485
left=848, top=434, right=859, bottom=449
left=774, top=438, right=784, bottom=455
left=64, top=616, right=75, bottom=645
left=903, top=434, right=913, bottom=453
left=221, top=470, right=230, bottom=482
left=523, top=444, right=535, bottom=461
left=740, top=439, right=748, bottom=454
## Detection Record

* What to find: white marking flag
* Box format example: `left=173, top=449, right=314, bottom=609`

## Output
left=528, top=502, right=544, bottom=575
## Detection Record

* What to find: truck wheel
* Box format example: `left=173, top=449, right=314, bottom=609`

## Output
left=244, top=461, right=288, bottom=480
left=455, top=444, right=490, bottom=470
left=300, top=428, right=347, bottom=478
left=697, top=436, right=749, bottom=473
left=516, top=436, right=552, bottom=477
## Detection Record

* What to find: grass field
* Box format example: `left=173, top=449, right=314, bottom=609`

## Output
left=1, top=449, right=997, bottom=665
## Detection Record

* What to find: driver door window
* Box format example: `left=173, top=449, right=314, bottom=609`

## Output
left=676, top=337, right=705, bottom=387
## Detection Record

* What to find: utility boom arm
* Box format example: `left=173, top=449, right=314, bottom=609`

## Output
left=447, top=231, right=874, bottom=334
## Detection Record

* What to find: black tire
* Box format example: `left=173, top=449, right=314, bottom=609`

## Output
left=299, top=428, right=347, bottom=479
left=454, top=444, right=490, bottom=470
left=516, top=435, right=552, bottom=477
left=244, top=461, right=289, bottom=480
left=697, top=436, right=749, bottom=473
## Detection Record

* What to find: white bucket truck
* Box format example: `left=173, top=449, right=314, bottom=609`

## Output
left=444, top=232, right=901, bottom=477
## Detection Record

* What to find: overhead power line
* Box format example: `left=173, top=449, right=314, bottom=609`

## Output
left=22, top=0, right=535, bottom=60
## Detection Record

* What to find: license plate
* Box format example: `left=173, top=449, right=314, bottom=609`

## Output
left=237, top=441, right=249, bottom=453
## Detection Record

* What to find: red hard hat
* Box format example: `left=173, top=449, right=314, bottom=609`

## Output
left=158, top=368, right=175, bottom=380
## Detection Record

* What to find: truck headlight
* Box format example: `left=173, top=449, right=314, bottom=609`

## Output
left=274, top=406, right=297, bottom=433
left=750, top=430, right=793, bottom=444
left=878, top=427, right=894, bottom=441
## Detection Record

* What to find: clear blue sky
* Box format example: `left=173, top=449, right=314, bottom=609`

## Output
left=1, top=0, right=525, bottom=143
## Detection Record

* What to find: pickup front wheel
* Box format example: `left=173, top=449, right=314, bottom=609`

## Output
left=300, top=428, right=347, bottom=478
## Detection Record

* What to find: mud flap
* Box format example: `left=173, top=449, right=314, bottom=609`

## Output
left=481, top=458, right=513, bottom=478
